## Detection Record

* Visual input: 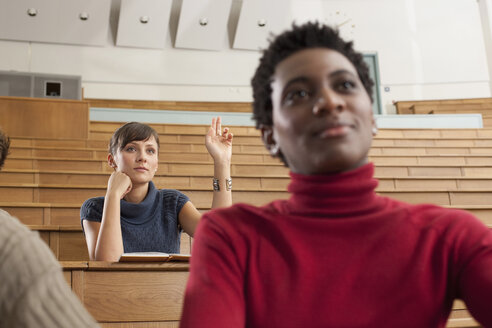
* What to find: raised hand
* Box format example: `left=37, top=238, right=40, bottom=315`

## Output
left=205, top=116, right=233, bottom=163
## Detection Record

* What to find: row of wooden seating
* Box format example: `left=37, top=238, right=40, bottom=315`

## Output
left=10, top=142, right=492, bottom=160
left=12, top=136, right=492, bottom=156
left=7, top=157, right=492, bottom=179
left=394, top=97, right=492, bottom=129
left=7, top=168, right=492, bottom=190
left=90, top=121, right=492, bottom=138
left=9, top=143, right=492, bottom=164
left=4, top=179, right=492, bottom=206
left=4, top=200, right=492, bottom=229
left=394, top=97, right=492, bottom=114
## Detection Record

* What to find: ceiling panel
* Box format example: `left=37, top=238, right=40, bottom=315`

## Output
left=233, top=0, right=292, bottom=51
left=175, top=0, right=233, bottom=51
left=116, top=0, right=173, bottom=49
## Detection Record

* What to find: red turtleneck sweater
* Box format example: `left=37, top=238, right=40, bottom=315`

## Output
left=180, top=163, right=492, bottom=328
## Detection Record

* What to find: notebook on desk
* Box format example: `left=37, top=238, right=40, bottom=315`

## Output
left=119, top=252, right=191, bottom=262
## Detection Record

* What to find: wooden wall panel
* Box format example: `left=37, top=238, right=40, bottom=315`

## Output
left=0, top=97, right=89, bottom=139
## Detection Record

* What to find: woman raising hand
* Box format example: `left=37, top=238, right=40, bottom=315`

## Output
left=81, top=117, right=233, bottom=261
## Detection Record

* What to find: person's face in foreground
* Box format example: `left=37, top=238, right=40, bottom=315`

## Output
left=269, top=48, right=375, bottom=175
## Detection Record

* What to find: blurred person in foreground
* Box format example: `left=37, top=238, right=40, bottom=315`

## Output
left=0, top=128, right=99, bottom=328
left=180, top=22, right=492, bottom=328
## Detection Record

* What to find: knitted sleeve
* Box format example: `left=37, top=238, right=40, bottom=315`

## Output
left=175, top=190, right=190, bottom=214
left=0, top=209, right=99, bottom=327
left=80, top=197, right=104, bottom=229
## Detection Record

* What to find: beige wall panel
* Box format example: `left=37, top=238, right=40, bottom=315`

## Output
left=394, top=139, right=436, bottom=146
left=0, top=97, right=89, bottom=139
left=417, top=157, right=466, bottom=165
left=394, top=179, right=457, bottom=190
left=374, top=167, right=408, bottom=177
left=426, top=148, right=470, bottom=155
left=408, top=167, right=463, bottom=177
left=379, top=148, right=427, bottom=155
left=233, top=164, right=289, bottom=177
left=0, top=171, right=35, bottom=183
left=38, top=188, right=104, bottom=204
left=463, top=167, right=492, bottom=177
left=0, top=187, right=34, bottom=202
left=371, top=157, right=418, bottom=165
left=450, top=192, right=492, bottom=206
left=51, top=208, right=82, bottom=226
left=371, top=139, right=395, bottom=147
left=378, top=192, right=450, bottom=205
left=5, top=207, right=44, bottom=225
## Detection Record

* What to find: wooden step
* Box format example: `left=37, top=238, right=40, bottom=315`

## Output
left=2, top=202, right=209, bottom=227
left=3, top=183, right=492, bottom=208
left=6, top=169, right=492, bottom=192
left=90, top=121, right=492, bottom=139
left=10, top=144, right=492, bottom=160
left=8, top=157, right=492, bottom=177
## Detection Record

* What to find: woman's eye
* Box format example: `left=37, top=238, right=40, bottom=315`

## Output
left=286, top=89, right=310, bottom=102
left=125, top=146, right=135, bottom=152
left=147, top=149, right=156, bottom=154
left=338, top=80, right=356, bottom=91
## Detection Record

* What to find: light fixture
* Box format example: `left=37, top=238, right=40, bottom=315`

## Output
left=79, top=12, right=89, bottom=21
left=199, top=18, right=208, bottom=26
left=27, top=8, right=37, bottom=17
left=257, top=19, right=267, bottom=27
left=140, top=16, right=149, bottom=24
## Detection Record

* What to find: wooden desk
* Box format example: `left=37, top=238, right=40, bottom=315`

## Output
left=62, top=261, right=189, bottom=327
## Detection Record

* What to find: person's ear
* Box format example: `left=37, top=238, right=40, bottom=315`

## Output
left=260, top=124, right=280, bottom=157
left=371, top=117, right=378, bottom=136
left=107, top=154, right=117, bottom=170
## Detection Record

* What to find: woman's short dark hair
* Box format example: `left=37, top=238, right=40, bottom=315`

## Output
left=109, top=122, right=160, bottom=155
left=251, top=21, right=374, bottom=128
left=0, top=128, right=10, bottom=169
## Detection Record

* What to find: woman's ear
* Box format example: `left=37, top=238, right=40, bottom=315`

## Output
left=371, top=117, right=378, bottom=136
left=260, top=125, right=280, bottom=157
left=107, top=154, right=117, bottom=170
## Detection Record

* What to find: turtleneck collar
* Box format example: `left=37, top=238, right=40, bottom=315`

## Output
left=285, top=163, right=385, bottom=217
left=120, top=181, right=160, bottom=225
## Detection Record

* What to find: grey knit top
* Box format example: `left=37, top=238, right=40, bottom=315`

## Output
left=80, top=181, right=189, bottom=254
left=0, top=209, right=98, bottom=328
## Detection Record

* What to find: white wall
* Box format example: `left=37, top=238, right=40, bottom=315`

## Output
left=0, top=0, right=490, bottom=114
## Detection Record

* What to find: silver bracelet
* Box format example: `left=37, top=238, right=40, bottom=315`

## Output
left=213, top=177, right=220, bottom=191
left=213, top=177, right=232, bottom=191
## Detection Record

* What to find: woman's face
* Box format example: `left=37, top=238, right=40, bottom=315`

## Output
left=265, top=47, right=374, bottom=175
left=110, top=136, right=159, bottom=184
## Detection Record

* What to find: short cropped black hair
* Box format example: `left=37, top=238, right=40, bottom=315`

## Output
left=0, top=128, right=10, bottom=170
left=251, top=21, right=374, bottom=128
left=109, top=122, right=160, bottom=155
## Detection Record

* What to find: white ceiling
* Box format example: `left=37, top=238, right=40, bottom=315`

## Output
left=0, top=0, right=293, bottom=51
